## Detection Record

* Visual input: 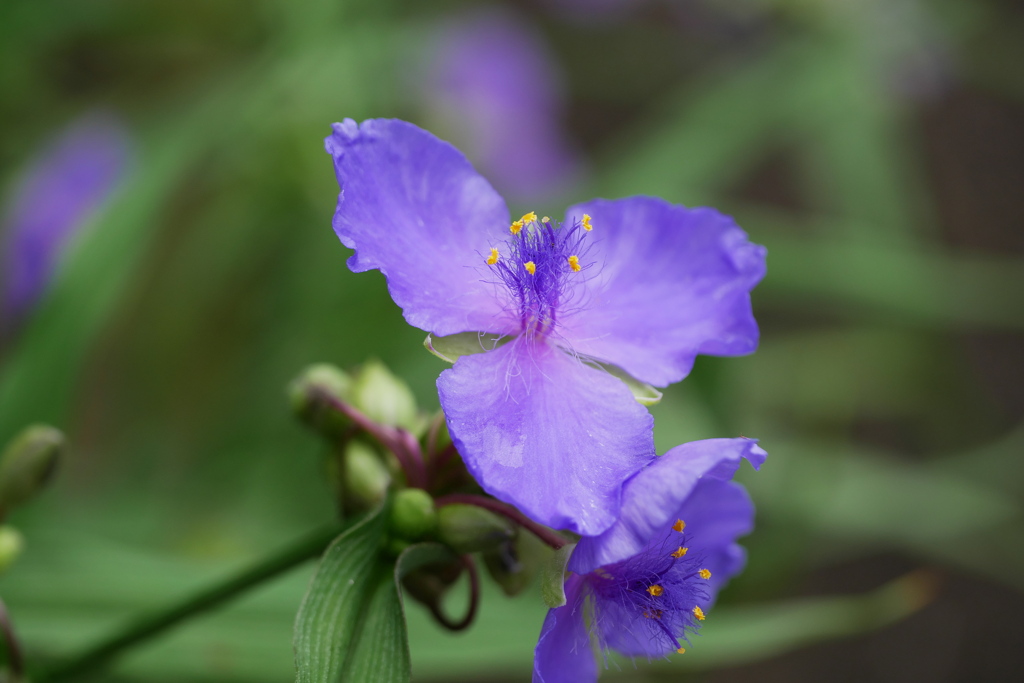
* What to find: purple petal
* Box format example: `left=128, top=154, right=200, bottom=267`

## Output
left=438, top=337, right=655, bottom=535
left=2, top=112, right=131, bottom=323
left=569, top=438, right=765, bottom=573
left=674, top=477, right=753, bottom=606
left=557, top=197, right=766, bottom=387
left=325, top=118, right=517, bottom=337
left=533, top=575, right=597, bottom=683
left=423, top=10, right=579, bottom=201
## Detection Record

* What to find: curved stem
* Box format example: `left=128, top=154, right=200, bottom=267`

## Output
left=35, top=523, right=344, bottom=683
left=434, top=494, right=569, bottom=550
left=316, top=391, right=427, bottom=489
left=0, top=596, right=24, bottom=682
left=427, top=554, right=480, bottom=632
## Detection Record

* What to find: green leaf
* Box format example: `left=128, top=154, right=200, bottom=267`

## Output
left=540, top=543, right=575, bottom=608
left=294, top=506, right=398, bottom=682
left=344, top=544, right=456, bottom=682
left=423, top=332, right=507, bottom=364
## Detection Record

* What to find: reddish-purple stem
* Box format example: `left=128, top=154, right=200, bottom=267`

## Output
left=434, top=493, right=569, bottom=550
left=427, top=554, right=480, bottom=632
left=315, top=391, right=428, bottom=489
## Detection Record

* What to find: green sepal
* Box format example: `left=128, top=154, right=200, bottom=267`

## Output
left=423, top=332, right=508, bottom=364
left=598, top=362, right=663, bottom=406
left=424, top=333, right=662, bottom=405
left=540, top=543, right=576, bottom=608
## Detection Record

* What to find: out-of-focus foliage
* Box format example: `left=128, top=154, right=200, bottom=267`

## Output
left=0, top=0, right=1022, bottom=680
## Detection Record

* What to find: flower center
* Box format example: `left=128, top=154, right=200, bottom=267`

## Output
left=589, top=517, right=713, bottom=654
left=485, top=212, right=593, bottom=338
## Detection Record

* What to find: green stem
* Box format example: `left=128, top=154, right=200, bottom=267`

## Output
left=36, top=522, right=345, bottom=682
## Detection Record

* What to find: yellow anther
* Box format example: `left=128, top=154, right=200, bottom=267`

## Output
left=524, top=261, right=536, bottom=275
left=486, top=248, right=500, bottom=265
left=677, top=647, right=686, bottom=655
left=520, top=211, right=537, bottom=224
left=541, top=216, right=550, bottom=223
left=646, top=585, right=664, bottom=597
left=671, top=547, right=689, bottom=559
left=643, top=609, right=663, bottom=620
left=568, top=255, right=581, bottom=272
left=581, top=213, right=593, bottom=231
left=699, top=568, right=712, bottom=580
left=672, top=519, right=686, bottom=533
left=693, top=606, right=706, bottom=621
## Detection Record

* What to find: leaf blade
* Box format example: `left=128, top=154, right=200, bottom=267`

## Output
left=293, top=508, right=387, bottom=683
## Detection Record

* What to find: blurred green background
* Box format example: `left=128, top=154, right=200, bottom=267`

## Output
left=1, top=0, right=1023, bottom=681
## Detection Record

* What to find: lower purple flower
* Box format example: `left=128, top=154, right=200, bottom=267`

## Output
left=533, top=438, right=766, bottom=682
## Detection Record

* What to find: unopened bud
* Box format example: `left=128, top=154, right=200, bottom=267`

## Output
left=0, top=526, right=24, bottom=573
left=0, top=424, right=63, bottom=515
left=352, top=360, right=420, bottom=432
left=288, top=364, right=353, bottom=437
left=483, top=531, right=547, bottom=597
left=390, top=489, right=437, bottom=541
left=340, top=442, right=390, bottom=514
left=437, top=504, right=515, bottom=554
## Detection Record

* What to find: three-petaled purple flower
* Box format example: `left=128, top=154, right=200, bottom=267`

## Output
left=534, top=438, right=766, bottom=683
left=325, top=118, right=765, bottom=535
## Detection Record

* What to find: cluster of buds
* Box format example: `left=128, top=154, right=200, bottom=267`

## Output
left=288, top=361, right=565, bottom=629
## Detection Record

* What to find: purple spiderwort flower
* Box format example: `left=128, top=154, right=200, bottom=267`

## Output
left=534, top=438, right=766, bottom=682
left=325, top=118, right=765, bottom=535
left=421, top=9, right=579, bottom=200
left=0, top=113, right=130, bottom=332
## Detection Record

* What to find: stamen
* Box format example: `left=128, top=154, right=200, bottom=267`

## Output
left=524, top=261, right=536, bottom=275
left=643, top=609, right=663, bottom=619
left=677, top=648, right=686, bottom=654
left=693, top=606, right=705, bottom=621
left=646, top=585, right=664, bottom=597
left=699, top=569, right=712, bottom=580
left=673, top=519, right=686, bottom=533
left=567, top=255, right=581, bottom=272
left=520, top=211, right=537, bottom=224
left=541, top=216, right=550, bottom=223
left=510, top=220, right=524, bottom=235
left=581, top=213, right=593, bottom=231
left=671, top=547, right=689, bottom=559
left=486, top=248, right=499, bottom=265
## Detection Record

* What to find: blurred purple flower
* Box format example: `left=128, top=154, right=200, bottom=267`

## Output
left=423, top=10, right=579, bottom=200
left=1, top=113, right=130, bottom=328
left=534, top=439, right=766, bottom=682
left=325, top=118, right=765, bottom=536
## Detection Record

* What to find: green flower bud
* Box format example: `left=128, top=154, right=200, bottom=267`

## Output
left=340, top=442, right=390, bottom=514
left=0, top=424, right=63, bottom=516
left=0, top=526, right=24, bottom=573
left=483, top=530, right=548, bottom=597
left=390, top=489, right=437, bottom=541
left=437, top=504, right=515, bottom=554
left=351, top=360, right=421, bottom=433
left=288, top=364, right=353, bottom=437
